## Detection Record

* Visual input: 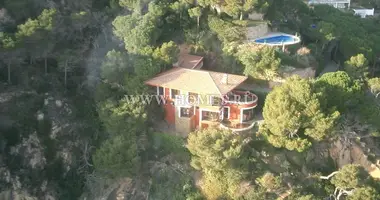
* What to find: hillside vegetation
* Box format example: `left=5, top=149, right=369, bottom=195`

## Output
left=1, top=0, right=380, bottom=199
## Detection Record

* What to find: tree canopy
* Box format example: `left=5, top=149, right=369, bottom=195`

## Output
left=322, top=164, right=380, bottom=200
left=315, top=71, right=362, bottom=112
left=187, top=128, right=254, bottom=199
left=312, top=5, right=380, bottom=60
left=261, top=76, right=340, bottom=152
left=344, top=54, right=369, bottom=81
left=2, top=0, right=380, bottom=199
left=237, top=44, right=281, bottom=80
left=92, top=134, right=141, bottom=178
left=112, top=4, right=164, bottom=53
left=368, top=78, right=380, bottom=96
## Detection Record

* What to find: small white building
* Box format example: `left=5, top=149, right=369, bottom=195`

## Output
left=308, top=0, right=351, bottom=9
left=353, top=8, right=375, bottom=18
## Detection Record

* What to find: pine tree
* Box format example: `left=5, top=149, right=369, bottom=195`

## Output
left=261, top=76, right=340, bottom=152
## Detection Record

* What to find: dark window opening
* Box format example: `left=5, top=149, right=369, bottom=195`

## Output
left=202, top=111, right=219, bottom=121
left=158, top=87, right=164, bottom=96
left=171, top=89, right=179, bottom=99
left=223, top=107, right=229, bottom=119
left=180, top=107, right=193, bottom=118
left=188, top=92, right=198, bottom=104
left=211, top=96, right=222, bottom=106
left=242, top=108, right=254, bottom=122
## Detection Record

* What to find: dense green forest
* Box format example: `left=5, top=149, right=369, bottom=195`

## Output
left=1, top=0, right=380, bottom=199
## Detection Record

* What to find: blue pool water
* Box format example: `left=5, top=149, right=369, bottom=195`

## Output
left=254, top=35, right=297, bottom=45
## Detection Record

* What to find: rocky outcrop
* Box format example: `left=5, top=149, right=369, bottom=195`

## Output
left=246, top=23, right=269, bottom=41
left=264, top=135, right=380, bottom=180
left=248, top=12, right=264, bottom=20
left=299, top=137, right=380, bottom=179
left=329, top=138, right=380, bottom=179
left=0, top=82, right=98, bottom=200
left=279, top=66, right=316, bottom=80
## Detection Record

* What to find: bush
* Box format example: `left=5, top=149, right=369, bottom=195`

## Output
left=208, top=15, right=245, bottom=43
left=151, top=133, right=189, bottom=161
left=257, top=172, right=282, bottom=191
left=356, top=96, right=380, bottom=129
left=232, top=19, right=249, bottom=26
left=200, top=170, right=232, bottom=200
left=92, top=134, right=140, bottom=178
left=237, top=44, right=281, bottom=80
left=238, top=186, right=274, bottom=200
left=278, top=52, right=305, bottom=68
left=368, top=78, right=380, bottom=94
left=315, top=71, right=363, bottom=112
left=149, top=166, right=203, bottom=200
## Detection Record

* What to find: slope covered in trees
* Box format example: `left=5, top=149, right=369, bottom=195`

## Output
left=1, top=0, right=380, bottom=199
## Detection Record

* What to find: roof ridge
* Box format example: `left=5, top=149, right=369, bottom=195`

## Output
left=187, top=68, right=246, bottom=77
left=145, top=67, right=248, bottom=95
left=143, top=67, right=181, bottom=83
left=207, top=71, right=222, bottom=95
left=191, top=57, right=203, bottom=69
left=182, top=68, right=209, bottom=73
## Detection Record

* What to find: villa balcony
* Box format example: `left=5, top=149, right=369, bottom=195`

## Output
left=219, top=90, right=259, bottom=132
left=195, top=90, right=259, bottom=131
left=199, top=109, right=221, bottom=129
left=220, top=119, right=256, bottom=132
left=223, top=90, right=258, bottom=106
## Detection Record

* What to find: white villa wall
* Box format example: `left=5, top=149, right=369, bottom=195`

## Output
left=353, top=8, right=375, bottom=18
left=308, top=0, right=351, bottom=8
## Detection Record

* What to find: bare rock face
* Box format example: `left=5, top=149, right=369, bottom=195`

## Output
left=329, top=139, right=356, bottom=167
left=0, top=189, right=38, bottom=200
left=9, top=133, right=46, bottom=170
left=246, top=24, right=270, bottom=41
left=0, top=8, right=15, bottom=32
left=0, top=84, right=94, bottom=200
left=299, top=136, right=380, bottom=179
left=83, top=176, right=149, bottom=200
left=280, top=67, right=316, bottom=80
left=42, top=94, right=78, bottom=174
left=248, top=12, right=264, bottom=20
left=329, top=138, right=380, bottom=179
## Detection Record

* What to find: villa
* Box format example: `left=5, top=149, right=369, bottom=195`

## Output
left=145, top=53, right=258, bottom=135
left=353, top=8, right=375, bottom=18
left=308, top=0, right=351, bottom=9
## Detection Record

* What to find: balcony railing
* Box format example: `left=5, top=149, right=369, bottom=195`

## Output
left=223, top=90, right=258, bottom=105
left=220, top=119, right=256, bottom=132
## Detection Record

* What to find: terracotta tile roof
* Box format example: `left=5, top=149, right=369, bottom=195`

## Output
left=173, top=54, right=204, bottom=69
left=145, top=68, right=248, bottom=95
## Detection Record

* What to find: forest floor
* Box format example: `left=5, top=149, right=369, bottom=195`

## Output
left=153, top=120, right=178, bottom=136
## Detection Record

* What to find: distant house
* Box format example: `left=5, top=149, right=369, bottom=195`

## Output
left=173, top=54, right=203, bottom=69
left=308, top=0, right=351, bottom=9
left=145, top=54, right=259, bottom=135
left=353, top=8, right=375, bottom=18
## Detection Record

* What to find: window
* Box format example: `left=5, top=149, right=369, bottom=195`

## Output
left=188, top=92, right=198, bottom=104
left=157, top=86, right=164, bottom=96
left=179, top=107, right=194, bottom=118
left=202, top=110, right=219, bottom=121
left=242, top=108, right=254, bottom=122
left=171, top=89, right=179, bottom=99
left=223, top=107, right=230, bottom=119
left=210, top=96, right=222, bottom=106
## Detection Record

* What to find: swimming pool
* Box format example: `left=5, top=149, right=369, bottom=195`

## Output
left=251, top=33, right=301, bottom=46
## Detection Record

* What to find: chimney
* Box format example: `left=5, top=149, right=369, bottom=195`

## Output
left=221, top=74, right=228, bottom=85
